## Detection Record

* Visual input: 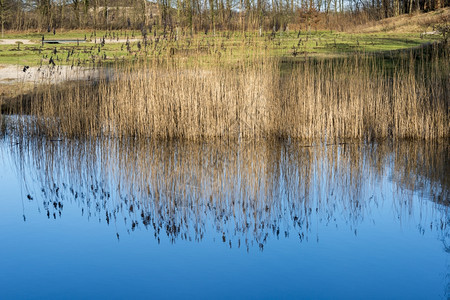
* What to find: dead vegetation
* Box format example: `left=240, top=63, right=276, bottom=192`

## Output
left=6, top=41, right=448, bottom=142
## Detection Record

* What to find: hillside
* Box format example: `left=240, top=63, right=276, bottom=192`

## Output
left=352, top=7, right=449, bottom=33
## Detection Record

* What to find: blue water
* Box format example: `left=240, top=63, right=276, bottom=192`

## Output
left=0, top=136, right=448, bottom=299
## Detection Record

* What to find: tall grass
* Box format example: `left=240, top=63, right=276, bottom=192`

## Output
left=14, top=43, right=450, bottom=141
left=278, top=49, right=449, bottom=141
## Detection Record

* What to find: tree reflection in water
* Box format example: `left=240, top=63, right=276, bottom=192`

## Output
left=4, top=134, right=449, bottom=251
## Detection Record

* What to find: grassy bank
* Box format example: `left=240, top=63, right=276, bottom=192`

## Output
left=0, top=29, right=442, bottom=66
left=7, top=41, right=448, bottom=141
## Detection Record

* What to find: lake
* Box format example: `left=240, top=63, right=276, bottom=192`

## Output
left=0, top=131, right=448, bottom=299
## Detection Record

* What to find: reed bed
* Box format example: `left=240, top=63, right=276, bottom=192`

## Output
left=12, top=43, right=450, bottom=141
left=279, top=53, right=449, bottom=141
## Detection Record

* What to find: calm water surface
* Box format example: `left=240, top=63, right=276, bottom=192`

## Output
left=0, top=133, right=448, bottom=299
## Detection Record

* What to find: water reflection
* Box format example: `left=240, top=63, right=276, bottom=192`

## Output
left=3, top=132, right=448, bottom=252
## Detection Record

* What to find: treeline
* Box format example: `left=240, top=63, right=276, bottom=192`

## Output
left=0, top=0, right=448, bottom=33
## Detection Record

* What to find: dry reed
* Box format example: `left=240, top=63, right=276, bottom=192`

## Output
left=13, top=43, right=450, bottom=141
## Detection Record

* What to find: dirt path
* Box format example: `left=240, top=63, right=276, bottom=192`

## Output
left=0, top=39, right=34, bottom=45
left=0, top=64, right=105, bottom=84
left=0, top=38, right=143, bottom=45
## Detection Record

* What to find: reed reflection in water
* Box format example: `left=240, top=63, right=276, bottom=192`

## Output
left=5, top=134, right=448, bottom=251
left=0, top=132, right=449, bottom=298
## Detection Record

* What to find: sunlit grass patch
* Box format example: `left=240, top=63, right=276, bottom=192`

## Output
left=0, top=29, right=442, bottom=66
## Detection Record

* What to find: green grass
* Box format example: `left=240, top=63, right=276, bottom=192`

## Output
left=0, top=29, right=442, bottom=66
